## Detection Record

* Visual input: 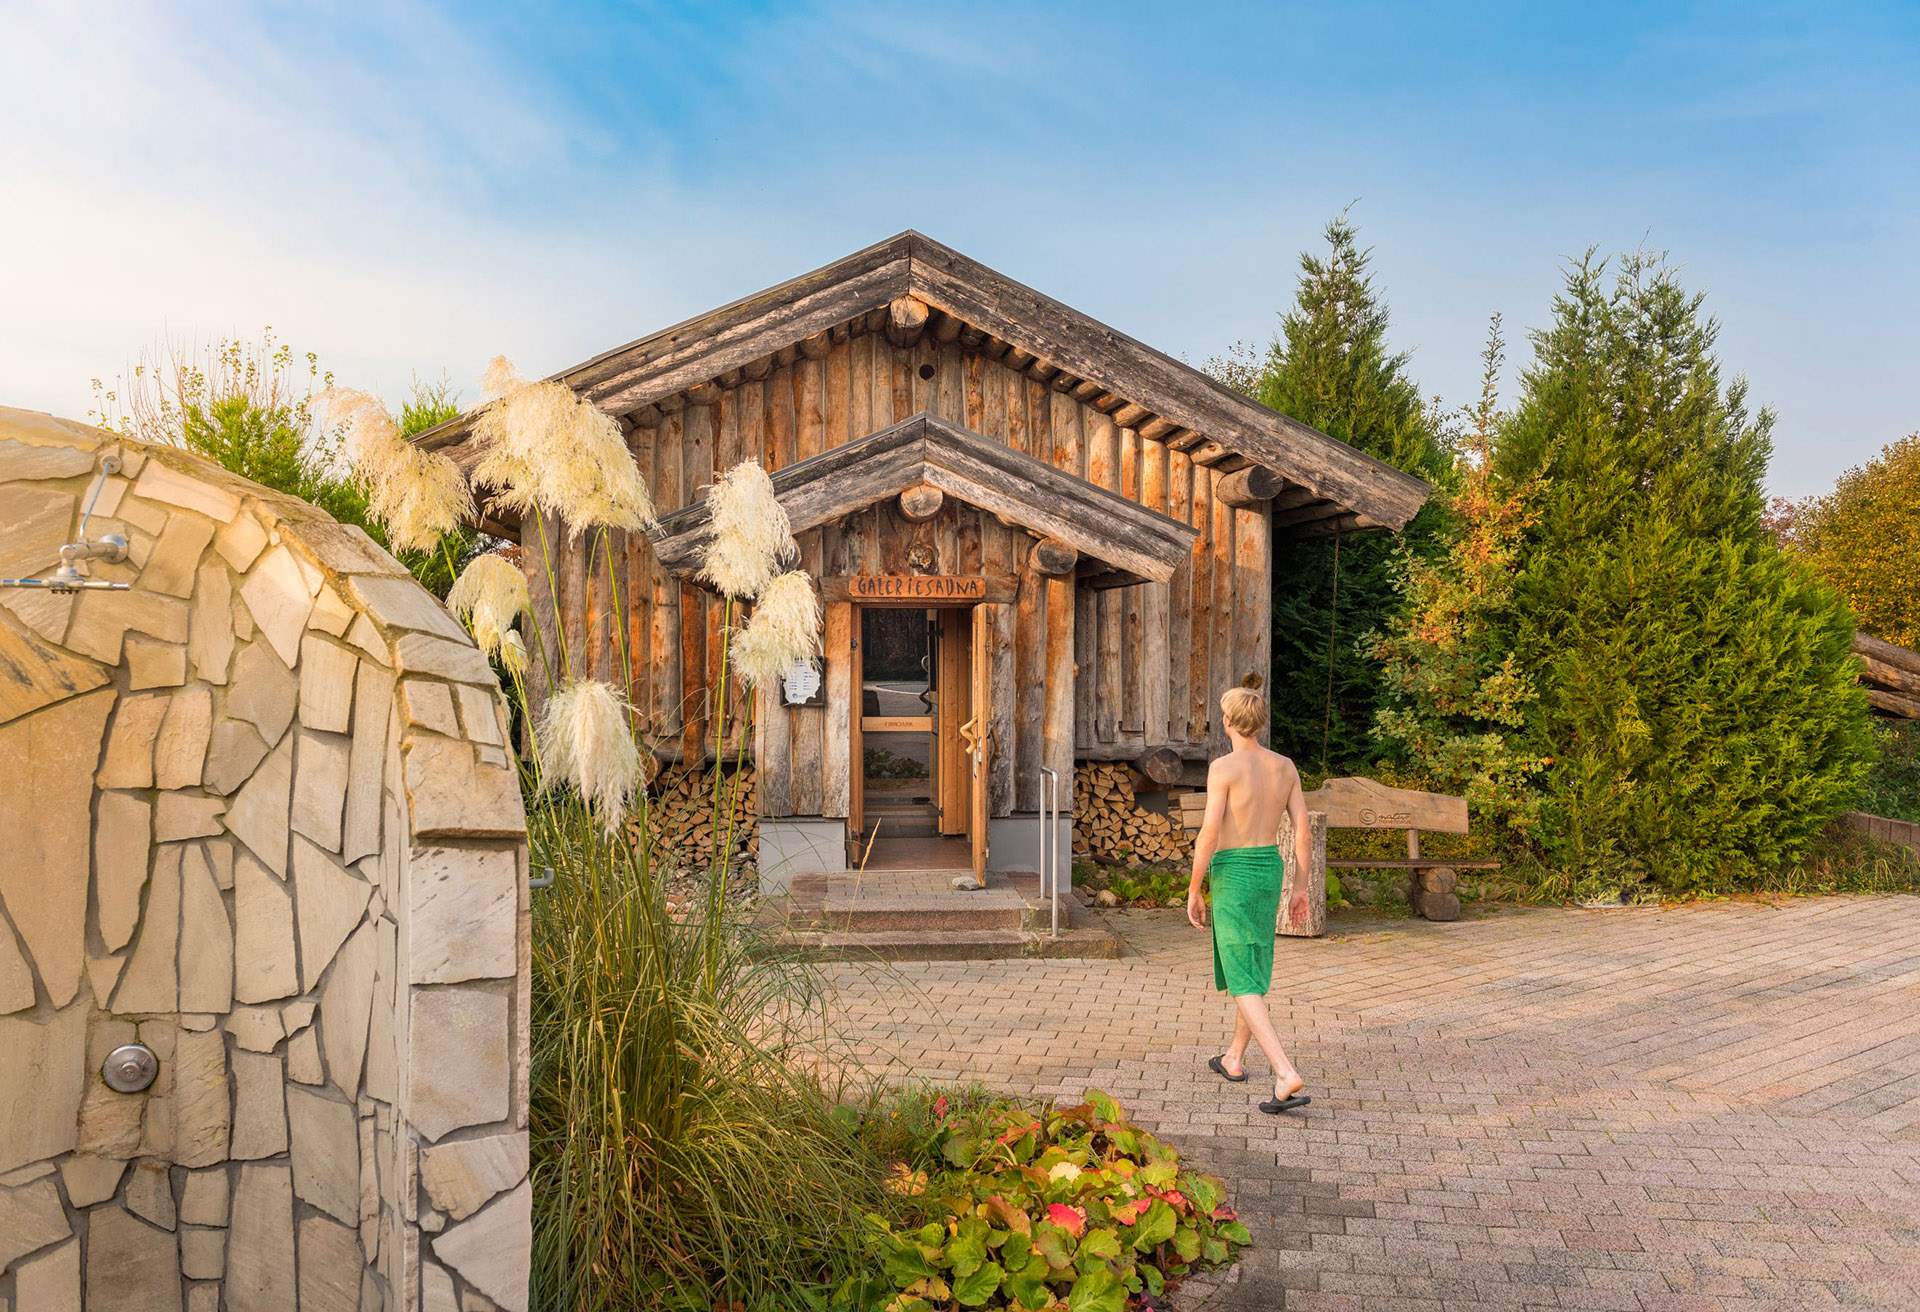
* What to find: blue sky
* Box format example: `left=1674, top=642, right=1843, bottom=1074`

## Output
left=3, top=1, right=1914, bottom=497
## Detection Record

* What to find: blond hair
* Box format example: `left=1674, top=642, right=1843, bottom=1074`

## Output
left=1219, top=686, right=1266, bottom=737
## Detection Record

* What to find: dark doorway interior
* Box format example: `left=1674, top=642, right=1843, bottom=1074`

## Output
left=859, top=607, right=964, bottom=869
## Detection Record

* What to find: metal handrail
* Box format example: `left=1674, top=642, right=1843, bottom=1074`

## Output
left=1038, top=766, right=1061, bottom=939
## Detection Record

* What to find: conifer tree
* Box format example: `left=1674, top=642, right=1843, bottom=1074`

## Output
left=1495, top=253, right=1872, bottom=893
left=1216, top=213, right=1453, bottom=769
left=1372, top=319, right=1547, bottom=839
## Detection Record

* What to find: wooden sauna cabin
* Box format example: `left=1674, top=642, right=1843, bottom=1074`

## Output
left=415, top=232, right=1431, bottom=889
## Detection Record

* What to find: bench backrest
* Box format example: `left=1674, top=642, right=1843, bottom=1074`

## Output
left=1176, top=774, right=1469, bottom=835
left=1303, top=777, right=1468, bottom=834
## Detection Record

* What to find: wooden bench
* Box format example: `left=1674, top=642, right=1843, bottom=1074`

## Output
left=1177, top=775, right=1493, bottom=924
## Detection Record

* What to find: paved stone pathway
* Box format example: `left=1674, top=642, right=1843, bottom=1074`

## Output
left=817, top=896, right=1920, bottom=1310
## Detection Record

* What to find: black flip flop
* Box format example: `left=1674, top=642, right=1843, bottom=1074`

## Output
left=1258, top=1093, right=1311, bottom=1115
left=1207, top=1055, right=1248, bottom=1084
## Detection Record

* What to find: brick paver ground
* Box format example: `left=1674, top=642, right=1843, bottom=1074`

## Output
left=815, top=896, right=1920, bottom=1310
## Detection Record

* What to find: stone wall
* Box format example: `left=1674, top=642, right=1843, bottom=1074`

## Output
left=0, top=408, right=531, bottom=1312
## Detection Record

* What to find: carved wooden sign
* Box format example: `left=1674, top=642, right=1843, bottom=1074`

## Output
left=846, top=574, right=988, bottom=601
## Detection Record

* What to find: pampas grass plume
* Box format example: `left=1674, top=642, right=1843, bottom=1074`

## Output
left=499, top=629, right=529, bottom=678
left=730, top=570, right=821, bottom=690
left=448, top=552, right=531, bottom=659
left=471, top=356, right=655, bottom=536
left=538, top=680, right=641, bottom=831
left=328, top=388, right=472, bottom=555
left=699, top=461, right=794, bottom=598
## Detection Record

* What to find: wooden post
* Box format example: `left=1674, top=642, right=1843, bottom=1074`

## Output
left=822, top=601, right=851, bottom=818
left=1140, top=435, right=1169, bottom=745
left=1014, top=550, right=1045, bottom=813
left=1278, top=811, right=1328, bottom=938
left=1043, top=574, right=1076, bottom=814
left=1167, top=449, right=1192, bottom=745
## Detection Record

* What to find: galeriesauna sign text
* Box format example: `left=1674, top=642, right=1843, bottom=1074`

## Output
left=847, top=574, right=989, bottom=601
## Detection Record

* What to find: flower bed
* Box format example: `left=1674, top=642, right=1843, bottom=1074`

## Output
left=839, top=1090, right=1250, bottom=1311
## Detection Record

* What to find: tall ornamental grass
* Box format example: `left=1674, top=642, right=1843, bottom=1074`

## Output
left=527, top=805, right=886, bottom=1309
left=359, top=357, right=872, bottom=1307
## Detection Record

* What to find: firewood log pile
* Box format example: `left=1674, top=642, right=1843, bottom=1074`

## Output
left=1073, top=762, right=1194, bottom=867
left=632, top=763, right=759, bottom=874
left=1857, top=632, right=1920, bottom=719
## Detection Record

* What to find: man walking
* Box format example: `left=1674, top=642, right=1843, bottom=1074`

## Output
left=1186, top=687, right=1313, bottom=1113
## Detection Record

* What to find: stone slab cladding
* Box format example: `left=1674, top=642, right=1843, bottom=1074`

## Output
left=0, top=408, right=531, bottom=1311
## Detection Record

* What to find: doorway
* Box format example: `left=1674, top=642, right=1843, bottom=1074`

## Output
left=853, top=603, right=989, bottom=878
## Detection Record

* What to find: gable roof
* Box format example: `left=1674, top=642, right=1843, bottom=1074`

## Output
left=651, top=412, right=1196, bottom=588
left=416, top=231, right=1431, bottom=533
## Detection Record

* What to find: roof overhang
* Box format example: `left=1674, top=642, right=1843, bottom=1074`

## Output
left=417, top=231, right=1432, bottom=536
left=651, top=412, right=1196, bottom=588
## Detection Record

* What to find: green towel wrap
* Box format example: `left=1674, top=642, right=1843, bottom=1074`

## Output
left=1209, top=845, right=1283, bottom=997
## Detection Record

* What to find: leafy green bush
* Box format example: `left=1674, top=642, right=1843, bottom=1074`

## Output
left=851, top=1090, right=1249, bottom=1311
left=1073, top=862, right=1186, bottom=908
left=90, top=332, right=479, bottom=595
left=1863, top=720, right=1920, bottom=823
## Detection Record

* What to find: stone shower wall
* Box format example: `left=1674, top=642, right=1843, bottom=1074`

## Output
left=0, top=408, right=531, bottom=1312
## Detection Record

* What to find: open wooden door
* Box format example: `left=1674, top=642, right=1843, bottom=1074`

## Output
left=966, top=603, right=991, bottom=887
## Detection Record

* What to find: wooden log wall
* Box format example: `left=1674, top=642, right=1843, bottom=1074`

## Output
left=519, top=312, right=1275, bottom=819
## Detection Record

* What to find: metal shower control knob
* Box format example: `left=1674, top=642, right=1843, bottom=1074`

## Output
left=102, top=1042, right=159, bottom=1093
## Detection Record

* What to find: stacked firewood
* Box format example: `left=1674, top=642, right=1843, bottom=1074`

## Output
left=1857, top=633, right=1920, bottom=719
left=632, top=764, right=759, bottom=871
left=1074, top=763, right=1193, bottom=867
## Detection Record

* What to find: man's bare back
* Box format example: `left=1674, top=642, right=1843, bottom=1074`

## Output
left=1206, top=744, right=1299, bottom=851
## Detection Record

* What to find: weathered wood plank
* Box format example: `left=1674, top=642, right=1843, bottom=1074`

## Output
left=1188, top=465, right=1213, bottom=747
left=1014, top=548, right=1045, bottom=812
left=1140, top=435, right=1169, bottom=746
left=522, top=509, right=558, bottom=729
left=1236, top=501, right=1271, bottom=733
left=1043, top=574, right=1076, bottom=802
left=651, top=412, right=684, bottom=737
left=1052, top=390, right=1082, bottom=477
left=850, top=331, right=874, bottom=440
left=769, top=359, right=796, bottom=470
left=984, top=519, right=1016, bottom=817
left=790, top=355, right=828, bottom=814
left=1075, top=583, right=1096, bottom=751
left=1119, top=425, right=1142, bottom=736
left=1208, top=470, right=1234, bottom=755
left=823, top=600, right=852, bottom=818
left=1167, top=448, right=1192, bottom=744
left=825, top=335, right=852, bottom=448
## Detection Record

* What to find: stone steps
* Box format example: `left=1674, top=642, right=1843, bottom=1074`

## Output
left=813, top=889, right=1029, bottom=932
left=760, top=871, right=1121, bottom=959
left=776, top=924, right=1123, bottom=961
